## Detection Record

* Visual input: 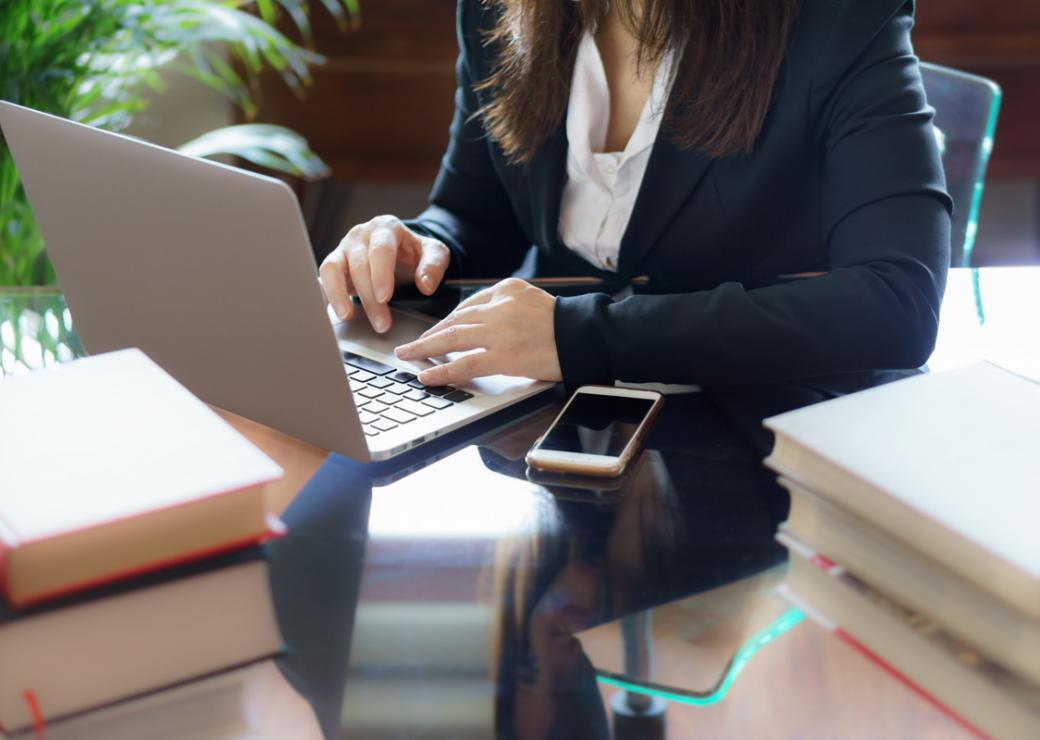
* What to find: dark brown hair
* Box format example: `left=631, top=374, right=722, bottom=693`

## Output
left=477, top=0, right=801, bottom=162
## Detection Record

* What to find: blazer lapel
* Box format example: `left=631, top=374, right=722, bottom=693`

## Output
left=526, top=124, right=570, bottom=252
left=618, top=135, right=716, bottom=276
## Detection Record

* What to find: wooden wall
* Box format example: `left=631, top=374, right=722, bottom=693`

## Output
left=256, top=0, right=456, bottom=183
left=915, top=1, right=1040, bottom=178
left=253, top=1, right=1040, bottom=182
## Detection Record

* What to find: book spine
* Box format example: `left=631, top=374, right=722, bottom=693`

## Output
left=13, top=522, right=283, bottom=609
left=767, top=442, right=1040, bottom=618
left=780, top=479, right=1040, bottom=688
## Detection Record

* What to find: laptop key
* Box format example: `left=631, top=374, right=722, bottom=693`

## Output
left=396, top=399, right=435, bottom=417
left=406, top=380, right=426, bottom=390
left=349, top=369, right=375, bottom=382
left=342, top=352, right=396, bottom=375
left=383, top=407, right=417, bottom=424
left=389, top=371, right=417, bottom=383
left=385, top=383, right=412, bottom=395
left=422, top=396, right=453, bottom=410
left=404, top=390, right=429, bottom=402
left=375, top=392, right=402, bottom=406
left=365, top=401, right=389, bottom=415
left=444, top=390, right=474, bottom=403
left=367, top=376, right=394, bottom=389
left=372, top=419, right=399, bottom=432
left=423, top=385, right=455, bottom=397
left=358, top=410, right=379, bottom=425
left=358, top=386, right=385, bottom=399
left=364, top=429, right=380, bottom=437
left=349, top=379, right=367, bottom=393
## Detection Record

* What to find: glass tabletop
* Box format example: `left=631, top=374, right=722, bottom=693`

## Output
left=270, top=393, right=796, bottom=740
left=4, top=268, right=1032, bottom=739
left=0, top=288, right=803, bottom=738
left=0, top=288, right=82, bottom=376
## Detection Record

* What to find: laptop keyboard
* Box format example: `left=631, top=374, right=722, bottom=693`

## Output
left=342, top=351, right=474, bottom=437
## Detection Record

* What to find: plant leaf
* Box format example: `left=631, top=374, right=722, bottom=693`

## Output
left=177, top=123, right=330, bottom=180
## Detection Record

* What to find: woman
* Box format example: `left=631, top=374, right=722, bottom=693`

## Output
left=319, top=0, right=950, bottom=389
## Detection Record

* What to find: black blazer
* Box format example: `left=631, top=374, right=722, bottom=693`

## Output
left=406, top=0, right=951, bottom=387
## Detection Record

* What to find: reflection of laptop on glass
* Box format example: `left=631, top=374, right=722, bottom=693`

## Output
left=0, top=101, right=552, bottom=460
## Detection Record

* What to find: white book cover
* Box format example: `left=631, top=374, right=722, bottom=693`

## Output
left=0, top=348, right=283, bottom=544
left=765, top=362, right=1040, bottom=616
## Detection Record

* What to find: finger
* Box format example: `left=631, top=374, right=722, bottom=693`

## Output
left=415, top=285, right=500, bottom=337
left=418, top=351, right=498, bottom=386
left=319, top=251, right=353, bottom=320
left=396, top=323, right=489, bottom=361
left=414, top=239, right=451, bottom=295
left=418, top=303, right=493, bottom=339
left=367, top=225, right=400, bottom=304
left=346, top=240, right=392, bottom=333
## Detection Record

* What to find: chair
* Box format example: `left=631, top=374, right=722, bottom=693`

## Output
left=919, top=62, right=1002, bottom=268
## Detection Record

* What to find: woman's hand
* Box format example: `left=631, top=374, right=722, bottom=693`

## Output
left=394, top=278, right=563, bottom=385
left=319, top=215, right=451, bottom=333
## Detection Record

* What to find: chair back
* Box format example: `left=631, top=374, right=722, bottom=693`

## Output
left=919, top=62, right=1002, bottom=267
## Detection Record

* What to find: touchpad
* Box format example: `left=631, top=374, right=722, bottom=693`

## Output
left=331, top=305, right=437, bottom=367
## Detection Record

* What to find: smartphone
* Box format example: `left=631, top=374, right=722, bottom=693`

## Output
left=525, top=385, right=664, bottom=477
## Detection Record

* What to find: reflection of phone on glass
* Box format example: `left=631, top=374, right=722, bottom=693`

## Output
left=525, top=385, right=664, bottom=477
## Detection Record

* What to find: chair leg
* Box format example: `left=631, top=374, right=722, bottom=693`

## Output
left=612, top=611, right=667, bottom=740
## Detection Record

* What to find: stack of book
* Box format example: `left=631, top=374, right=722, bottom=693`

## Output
left=0, top=349, right=287, bottom=737
left=764, top=362, right=1040, bottom=738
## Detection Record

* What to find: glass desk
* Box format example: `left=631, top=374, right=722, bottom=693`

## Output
left=2, top=267, right=1035, bottom=739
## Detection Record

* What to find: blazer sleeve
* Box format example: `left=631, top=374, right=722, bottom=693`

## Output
left=554, top=1, right=953, bottom=385
left=403, top=0, right=531, bottom=279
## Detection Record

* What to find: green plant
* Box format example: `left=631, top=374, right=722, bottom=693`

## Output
left=0, top=0, right=359, bottom=286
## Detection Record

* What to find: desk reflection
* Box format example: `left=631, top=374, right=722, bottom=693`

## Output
left=270, top=393, right=789, bottom=739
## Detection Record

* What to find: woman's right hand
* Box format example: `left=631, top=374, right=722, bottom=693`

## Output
left=319, top=215, right=451, bottom=333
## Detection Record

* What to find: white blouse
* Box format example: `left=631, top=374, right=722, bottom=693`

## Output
left=558, top=33, right=676, bottom=272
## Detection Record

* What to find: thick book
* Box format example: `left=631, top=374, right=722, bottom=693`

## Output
left=764, top=362, right=1040, bottom=617
left=0, top=348, right=284, bottom=607
left=0, top=547, right=282, bottom=735
left=778, top=534, right=1040, bottom=740
left=779, top=476, right=1040, bottom=687
left=7, top=660, right=321, bottom=740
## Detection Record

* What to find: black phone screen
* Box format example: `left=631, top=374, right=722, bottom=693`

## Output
left=538, top=393, right=656, bottom=457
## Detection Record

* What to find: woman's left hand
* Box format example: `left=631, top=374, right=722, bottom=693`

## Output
left=394, top=278, right=563, bottom=385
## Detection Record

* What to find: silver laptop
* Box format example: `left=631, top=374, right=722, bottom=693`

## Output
left=0, top=102, right=552, bottom=461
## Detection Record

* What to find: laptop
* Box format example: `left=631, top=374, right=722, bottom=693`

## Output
left=0, top=101, right=553, bottom=461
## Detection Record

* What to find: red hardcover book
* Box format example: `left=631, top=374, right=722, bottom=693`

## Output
left=0, top=349, right=284, bottom=607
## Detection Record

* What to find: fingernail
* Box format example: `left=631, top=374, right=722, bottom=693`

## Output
left=334, top=302, right=348, bottom=320
left=418, top=370, right=433, bottom=384
left=374, top=316, right=388, bottom=333
left=376, top=287, right=390, bottom=303
left=420, top=272, right=432, bottom=289
left=395, top=344, right=410, bottom=358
